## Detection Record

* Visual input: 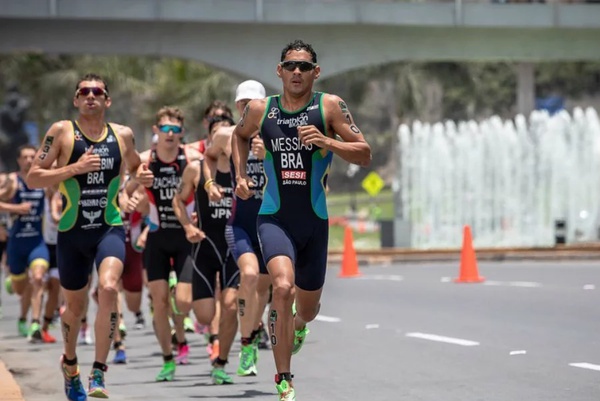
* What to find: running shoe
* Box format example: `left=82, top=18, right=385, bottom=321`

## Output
left=276, top=380, right=296, bottom=401
left=17, top=320, right=28, bottom=337
left=87, top=368, right=108, bottom=398
left=236, top=345, right=257, bottom=377
left=183, top=316, right=195, bottom=333
left=79, top=327, right=94, bottom=345
left=119, top=322, right=127, bottom=339
left=4, top=276, right=13, bottom=295
left=209, top=340, right=220, bottom=363
left=155, top=360, right=176, bottom=382
left=28, top=322, right=42, bottom=343
left=175, top=343, right=189, bottom=365
left=60, top=356, right=87, bottom=401
left=292, top=326, right=309, bottom=355
left=41, top=329, right=57, bottom=343
left=211, top=366, right=233, bottom=385
left=113, top=349, right=127, bottom=364
left=133, top=314, right=145, bottom=330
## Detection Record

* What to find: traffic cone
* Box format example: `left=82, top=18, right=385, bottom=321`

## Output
left=454, top=225, right=484, bottom=283
left=339, top=225, right=361, bottom=278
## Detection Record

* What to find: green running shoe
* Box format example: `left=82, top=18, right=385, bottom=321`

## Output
left=88, top=368, right=109, bottom=398
left=276, top=380, right=296, bottom=401
left=183, top=317, right=194, bottom=333
left=237, top=345, right=257, bottom=377
left=292, top=326, right=309, bottom=355
left=28, top=322, right=42, bottom=343
left=119, top=322, right=127, bottom=339
left=4, top=276, right=13, bottom=295
left=211, top=366, right=233, bottom=385
left=155, top=360, right=176, bottom=382
left=18, top=320, right=28, bottom=337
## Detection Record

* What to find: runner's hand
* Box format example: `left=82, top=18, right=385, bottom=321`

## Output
left=75, top=145, right=101, bottom=175
left=184, top=225, right=205, bottom=243
left=298, top=125, right=329, bottom=148
left=13, top=202, right=32, bottom=215
left=135, top=164, right=154, bottom=188
left=206, top=182, right=224, bottom=203
left=235, top=175, right=254, bottom=200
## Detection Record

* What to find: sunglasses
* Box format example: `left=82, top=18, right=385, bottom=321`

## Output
left=280, top=60, right=316, bottom=72
left=158, top=124, right=183, bottom=134
left=77, top=87, right=108, bottom=97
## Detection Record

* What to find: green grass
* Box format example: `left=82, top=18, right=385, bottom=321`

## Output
left=326, top=189, right=395, bottom=250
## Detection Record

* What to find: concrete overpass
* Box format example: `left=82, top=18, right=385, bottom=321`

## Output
left=1, top=0, right=599, bottom=90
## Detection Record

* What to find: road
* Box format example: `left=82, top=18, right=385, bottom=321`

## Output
left=1, top=260, right=599, bottom=400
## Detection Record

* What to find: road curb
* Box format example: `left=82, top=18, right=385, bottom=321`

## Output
left=0, top=360, right=25, bottom=401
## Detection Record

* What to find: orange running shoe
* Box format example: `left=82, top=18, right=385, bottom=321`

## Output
left=210, top=340, right=220, bottom=363
left=42, top=330, right=57, bottom=343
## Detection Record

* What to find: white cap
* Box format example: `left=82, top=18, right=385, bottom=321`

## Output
left=235, top=80, right=266, bottom=102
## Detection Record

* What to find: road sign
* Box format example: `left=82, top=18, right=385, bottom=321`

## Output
left=361, top=171, right=385, bottom=197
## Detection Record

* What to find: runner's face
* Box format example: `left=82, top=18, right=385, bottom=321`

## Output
left=153, top=117, right=183, bottom=149
left=277, top=50, right=320, bottom=97
left=18, top=148, right=36, bottom=173
left=73, top=80, right=111, bottom=116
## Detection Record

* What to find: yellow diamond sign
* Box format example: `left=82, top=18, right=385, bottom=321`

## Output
left=361, top=171, right=385, bottom=197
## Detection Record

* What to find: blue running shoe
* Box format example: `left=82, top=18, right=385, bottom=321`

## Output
left=88, top=369, right=108, bottom=398
left=60, top=356, right=87, bottom=401
left=113, top=349, right=127, bottom=364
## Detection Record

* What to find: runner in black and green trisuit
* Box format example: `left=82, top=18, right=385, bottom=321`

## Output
left=27, top=73, right=153, bottom=401
left=232, top=40, right=371, bottom=401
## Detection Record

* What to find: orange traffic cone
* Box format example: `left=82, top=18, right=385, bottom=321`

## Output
left=454, top=225, right=484, bottom=283
left=339, top=225, right=361, bottom=278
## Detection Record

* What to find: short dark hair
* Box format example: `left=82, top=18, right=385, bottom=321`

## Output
left=280, top=40, right=317, bottom=63
left=155, top=106, right=184, bottom=126
left=76, top=73, right=109, bottom=94
left=208, top=115, right=235, bottom=134
left=203, top=100, right=233, bottom=119
left=17, top=144, right=37, bottom=158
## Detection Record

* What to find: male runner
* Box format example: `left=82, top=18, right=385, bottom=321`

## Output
left=0, top=145, right=50, bottom=341
left=141, top=106, right=201, bottom=381
left=232, top=40, right=372, bottom=401
left=205, top=80, right=272, bottom=377
left=26, top=73, right=153, bottom=400
left=173, top=115, right=239, bottom=385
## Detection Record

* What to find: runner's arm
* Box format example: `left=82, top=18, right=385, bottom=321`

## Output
left=322, top=94, right=371, bottom=167
left=27, top=122, right=86, bottom=188
left=172, top=162, right=198, bottom=229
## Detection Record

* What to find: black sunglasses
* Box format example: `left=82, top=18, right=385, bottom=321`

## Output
left=280, top=61, right=316, bottom=72
left=77, top=87, right=108, bottom=97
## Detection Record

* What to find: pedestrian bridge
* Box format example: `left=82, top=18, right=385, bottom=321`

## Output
left=1, top=0, right=599, bottom=88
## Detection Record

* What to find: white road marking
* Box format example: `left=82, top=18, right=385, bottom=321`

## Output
left=440, top=277, right=452, bottom=283
left=509, top=350, right=527, bottom=355
left=483, top=280, right=503, bottom=286
left=314, top=315, right=341, bottom=323
left=405, top=332, right=480, bottom=346
left=569, top=363, right=600, bottom=372
left=365, top=324, right=379, bottom=330
left=509, top=281, right=542, bottom=288
left=358, top=275, right=403, bottom=281
left=583, top=284, right=595, bottom=290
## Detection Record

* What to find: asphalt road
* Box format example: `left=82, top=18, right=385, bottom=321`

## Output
left=1, top=260, right=600, bottom=401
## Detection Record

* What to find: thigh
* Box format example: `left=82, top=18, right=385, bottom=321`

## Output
left=172, top=241, right=192, bottom=283
left=144, top=234, right=171, bottom=282
left=122, top=243, right=144, bottom=292
left=57, top=233, right=94, bottom=291
left=6, top=241, right=28, bottom=278
left=191, top=241, right=219, bottom=301
left=257, top=215, right=296, bottom=267
left=28, top=240, right=50, bottom=269
left=295, top=220, right=329, bottom=291
left=229, top=224, right=268, bottom=275
left=95, top=226, right=126, bottom=268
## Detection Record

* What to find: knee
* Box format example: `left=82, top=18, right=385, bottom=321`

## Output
left=222, top=297, right=238, bottom=317
left=296, top=302, right=320, bottom=323
left=66, top=300, right=87, bottom=318
left=240, top=268, right=259, bottom=289
left=272, top=280, right=295, bottom=304
left=98, top=283, right=119, bottom=300
left=152, top=294, right=170, bottom=313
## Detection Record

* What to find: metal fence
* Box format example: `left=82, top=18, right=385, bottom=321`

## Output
left=397, top=107, right=600, bottom=249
